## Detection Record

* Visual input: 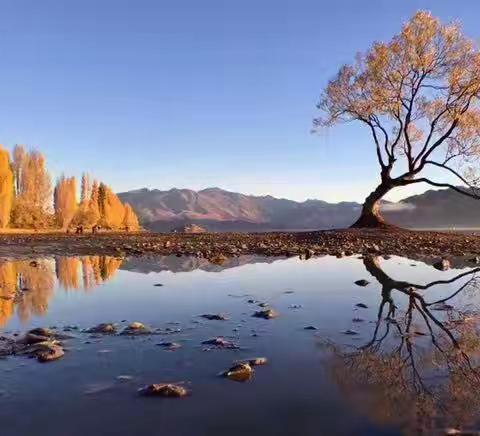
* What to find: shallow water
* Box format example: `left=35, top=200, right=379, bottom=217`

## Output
left=1, top=254, right=480, bottom=436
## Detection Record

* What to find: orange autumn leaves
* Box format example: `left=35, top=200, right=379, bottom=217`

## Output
left=316, top=11, right=480, bottom=215
left=0, top=256, right=122, bottom=327
left=0, top=146, right=14, bottom=228
left=0, top=144, right=139, bottom=231
left=54, top=176, right=139, bottom=230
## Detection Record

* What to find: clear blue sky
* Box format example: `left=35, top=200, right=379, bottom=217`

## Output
left=0, top=0, right=478, bottom=202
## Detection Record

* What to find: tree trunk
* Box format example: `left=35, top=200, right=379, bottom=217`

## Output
left=351, top=181, right=394, bottom=228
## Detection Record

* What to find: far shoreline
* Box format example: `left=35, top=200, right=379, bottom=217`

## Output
left=0, top=228, right=479, bottom=263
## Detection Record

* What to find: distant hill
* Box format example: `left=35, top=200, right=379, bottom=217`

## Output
left=383, top=188, right=480, bottom=229
left=117, top=187, right=480, bottom=232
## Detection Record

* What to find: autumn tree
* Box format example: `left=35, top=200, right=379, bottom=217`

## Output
left=12, top=144, right=26, bottom=195
left=122, top=203, right=140, bottom=229
left=72, top=173, right=96, bottom=228
left=97, top=182, right=125, bottom=229
left=0, top=146, right=14, bottom=229
left=87, top=179, right=101, bottom=225
left=315, top=11, right=480, bottom=227
left=54, top=175, right=77, bottom=230
left=11, top=146, right=52, bottom=229
left=80, top=173, right=90, bottom=206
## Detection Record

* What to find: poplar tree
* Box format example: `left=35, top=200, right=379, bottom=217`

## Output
left=54, top=175, right=77, bottom=230
left=0, top=146, right=14, bottom=229
left=11, top=147, right=52, bottom=228
left=122, top=203, right=140, bottom=229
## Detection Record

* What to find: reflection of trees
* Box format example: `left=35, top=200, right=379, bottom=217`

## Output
left=81, top=256, right=123, bottom=289
left=55, top=257, right=81, bottom=290
left=16, top=260, right=55, bottom=324
left=0, top=262, right=17, bottom=327
left=0, top=256, right=123, bottom=327
left=326, top=257, right=480, bottom=435
left=55, top=256, right=122, bottom=291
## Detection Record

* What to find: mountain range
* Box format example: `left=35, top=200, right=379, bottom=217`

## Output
left=117, top=186, right=480, bottom=232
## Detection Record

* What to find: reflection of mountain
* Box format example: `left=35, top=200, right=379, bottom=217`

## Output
left=326, top=256, right=480, bottom=434
left=0, top=256, right=123, bottom=327
left=120, top=255, right=279, bottom=274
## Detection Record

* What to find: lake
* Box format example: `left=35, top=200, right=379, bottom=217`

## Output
left=1, top=254, right=479, bottom=436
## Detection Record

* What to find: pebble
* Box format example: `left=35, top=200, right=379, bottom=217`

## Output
left=200, top=314, right=229, bottom=321
left=139, top=383, right=188, bottom=398
left=253, top=309, right=278, bottom=319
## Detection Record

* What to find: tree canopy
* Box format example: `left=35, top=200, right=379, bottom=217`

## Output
left=316, top=11, right=480, bottom=226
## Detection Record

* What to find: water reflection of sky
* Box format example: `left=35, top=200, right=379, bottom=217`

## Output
left=1, top=254, right=479, bottom=436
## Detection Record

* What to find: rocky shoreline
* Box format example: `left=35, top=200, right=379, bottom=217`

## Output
left=0, top=228, right=479, bottom=261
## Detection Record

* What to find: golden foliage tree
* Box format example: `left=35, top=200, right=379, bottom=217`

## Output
left=0, top=146, right=14, bottom=229
left=54, top=175, right=78, bottom=230
left=316, top=11, right=480, bottom=227
left=72, top=173, right=96, bottom=228
left=98, top=183, right=125, bottom=229
left=122, top=203, right=140, bottom=229
left=11, top=146, right=52, bottom=229
left=12, top=144, right=26, bottom=195
left=80, top=172, right=90, bottom=206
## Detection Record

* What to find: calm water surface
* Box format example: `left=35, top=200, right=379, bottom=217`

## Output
left=1, top=254, right=480, bottom=436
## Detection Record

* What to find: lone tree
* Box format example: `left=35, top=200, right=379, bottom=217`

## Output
left=315, top=11, right=480, bottom=227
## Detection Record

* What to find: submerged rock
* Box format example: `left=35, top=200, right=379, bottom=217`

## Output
left=86, top=323, right=117, bottom=334
left=240, top=357, right=268, bottom=366
left=202, top=337, right=239, bottom=349
left=120, top=322, right=152, bottom=335
left=304, top=325, right=318, bottom=330
left=342, top=329, right=359, bottom=335
left=116, top=375, right=134, bottom=382
left=22, top=333, right=51, bottom=345
left=200, top=313, right=229, bottom=321
left=253, top=309, right=278, bottom=319
left=28, top=327, right=54, bottom=338
left=18, top=328, right=73, bottom=345
left=32, top=342, right=65, bottom=362
left=222, top=362, right=253, bottom=382
left=139, top=383, right=188, bottom=398
left=156, top=341, right=182, bottom=351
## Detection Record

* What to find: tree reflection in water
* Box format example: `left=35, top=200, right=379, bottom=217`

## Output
left=326, top=256, right=480, bottom=435
left=0, top=256, right=123, bottom=326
